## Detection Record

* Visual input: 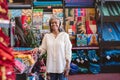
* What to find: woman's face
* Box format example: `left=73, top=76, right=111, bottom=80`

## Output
left=50, top=19, right=60, bottom=32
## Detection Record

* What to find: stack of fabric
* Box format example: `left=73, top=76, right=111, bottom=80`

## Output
left=0, top=29, right=15, bottom=80
left=33, top=0, right=63, bottom=7
left=65, top=0, right=94, bottom=7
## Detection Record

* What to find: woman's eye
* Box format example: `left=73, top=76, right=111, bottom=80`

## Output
left=51, top=22, right=57, bottom=24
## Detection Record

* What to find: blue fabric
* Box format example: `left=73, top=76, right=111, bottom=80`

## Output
left=70, top=63, right=88, bottom=74
left=115, top=22, right=120, bottom=32
left=65, top=0, right=94, bottom=7
left=33, top=1, right=62, bottom=6
left=72, top=52, right=78, bottom=60
left=101, top=23, right=120, bottom=41
left=70, top=63, right=79, bottom=74
left=107, top=23, right=119, bottom=41
left=102, top=23, right=114, bottom=41
left=88, top=50, right=99, bottom=62
left=14, top=47, right=33, bottom=51
left=105, top=50, right=120, bottom=56
left=105, top=61, right=120, bottom=66
left=89, top=63, right=101, bottom=74
left=77, top=50, right=88, bottom=61
left=49, top=73, right=67, bottom=80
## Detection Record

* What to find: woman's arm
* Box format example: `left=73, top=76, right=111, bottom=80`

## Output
left=64, top=33, right=72, bottom=77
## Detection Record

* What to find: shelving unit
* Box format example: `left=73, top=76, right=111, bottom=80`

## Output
left=64, top=0, right=99, bottom=50
left=8, top=3, right=32, bottom=9
left=7, top=1, right=40, bottom=80
left=96, top=0, right=120, bottom=73
left=2, top=0, right=120, bottom=77
left=72, top=46, right=99, bottom=50
left=64, top=0, right=101, bottom=74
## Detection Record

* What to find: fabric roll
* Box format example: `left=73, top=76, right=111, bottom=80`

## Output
left=100, top=5, right=110, bottom=16
left=102, top=23, right=114, bottom=41
left=109, top=2, right=119, bottom=16
left=107, top=23, right=119, bottom=41
left=114, top=2, right=120, bottom=15
left=106, top=3, right=114, bottom=16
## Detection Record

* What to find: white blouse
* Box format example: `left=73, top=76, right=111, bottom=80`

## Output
left=39, top=32, right=72, bottom=73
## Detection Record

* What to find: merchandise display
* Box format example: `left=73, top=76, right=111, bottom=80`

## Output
left=0, top=0, right=120, bottom=80
left=0, top=29, right=16, bottom=80
left=96, top=0, right=120, bottom=73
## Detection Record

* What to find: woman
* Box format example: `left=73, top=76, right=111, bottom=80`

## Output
left=32, top=17, right=72, bottom=80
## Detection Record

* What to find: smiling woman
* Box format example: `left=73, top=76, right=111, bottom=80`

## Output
left=49, top=17, right=61, bottom=32
left=31, top=16, right=72, bottom=80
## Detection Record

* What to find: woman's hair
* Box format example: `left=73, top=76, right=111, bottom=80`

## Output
left=49, top=17, right=64, bottom=32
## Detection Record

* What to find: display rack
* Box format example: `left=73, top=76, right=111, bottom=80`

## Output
left=64, top=0, right=99, bottom=50
left=64, top=0, right=94, bottom=8
left=8, top=3, right=32, bottom=9
left=64, top=0, right=101, bottom=74
left=4, top=0, right=120, bottom=76
left=7, top=1, right=39, bottom=80
left=96, top=0, right=120, bottom=73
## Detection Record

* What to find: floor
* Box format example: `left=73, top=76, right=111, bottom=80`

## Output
left=68, top=73, right=120, bottom=80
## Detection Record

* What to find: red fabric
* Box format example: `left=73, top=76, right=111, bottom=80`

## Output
left=6, top=65, right=16, bottom=80
left=92, top=20, right=96, bottom=25
left=0, top=65, right=16, bottom=80
left=0, top=29, right=10, bottom=46
left=0, top=0, right=8, bottom=20
left=72, top=25, right=76, bottom=34
left=86, top=20, right=93, bottom=34
left=0, top=49, right=14, bottom=62
left=21, top=15, right=27, bottom=29
left=0, top=43, right=13, bottom=56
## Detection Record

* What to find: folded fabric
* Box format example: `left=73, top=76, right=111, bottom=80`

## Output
left=109, top=2, right=119, bottom=16
left=114, top=2, right=120, bottom=15
left=115, top=22, right=120, bottom=33
left=88, top=50, right=99, bottom=63
left=89, top=63, right=101, bottom=74
left=76, top=34, right=87, bottom=46
left=0, top=29, right=10, bottom=46
left=106, top=3, right=114, bottom=16
left=33, top=1, right=62, bottom=6
left=102, top=23, right=115, bottom=41
left=14, top=59, right=26, bottom=73
left=107, top=23, right=119, bottom=41
left=87, top=34, right=98, bottom=46
left=100, top=5, right=110, bottom=16
left=70, top=63, right=79, bottom=74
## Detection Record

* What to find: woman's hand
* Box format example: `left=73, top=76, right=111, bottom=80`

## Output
left=64, top=66, right=70, bottom=77
left=31, top=48, right=39, bottom=54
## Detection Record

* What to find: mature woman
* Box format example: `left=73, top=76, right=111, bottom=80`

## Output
left=32, top=17, right=72, bottom=80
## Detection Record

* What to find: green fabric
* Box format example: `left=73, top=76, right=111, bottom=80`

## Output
left=101, top=5, right=110, bottom=16
left=114, top=2, right=120, bottom=15
left=106, top=3, right=114, bottom=16
left=110, top=3, right=119, bottom=16
left=116, top=2, right=120, bottom=15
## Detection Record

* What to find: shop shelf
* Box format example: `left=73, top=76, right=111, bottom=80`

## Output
left=72, top=46, right=99, bottom=50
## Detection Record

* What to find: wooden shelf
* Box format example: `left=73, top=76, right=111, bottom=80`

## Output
left=65, top=6, right=94, bottom=8
left=72, top=46, right=99, bottom=50
left=101, top=64, right=120, bottom=73
left=33, top=6, right=63, bottom=9
left=104, top=0, right=120, bottom=2
left=102, top=16, right=120, bottom=22
left=8, top=3, right=32, bottom=9
left=101, top=41, right=120, bottom=49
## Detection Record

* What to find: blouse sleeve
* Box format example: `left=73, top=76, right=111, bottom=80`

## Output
left=64, top=33, right=72, bottom=63
left=38, top=34, right=47, bottom=55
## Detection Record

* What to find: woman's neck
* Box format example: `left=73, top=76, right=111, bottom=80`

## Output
left=52, top=31, right=60, bottom=35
